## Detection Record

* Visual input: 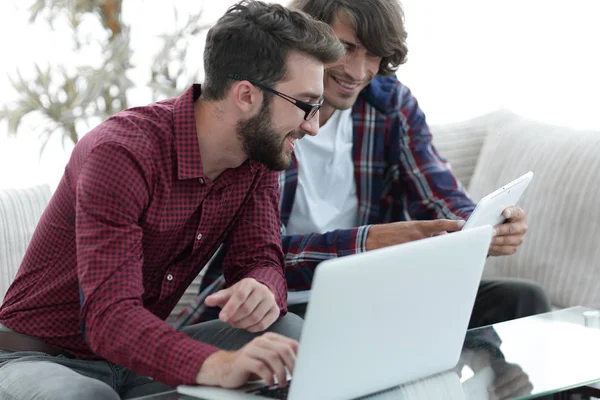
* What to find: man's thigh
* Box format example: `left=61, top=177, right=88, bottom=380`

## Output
left=470, top=278, right=551, bottom=328
left=181, top=312, right=303, bottom=350
left=0, top=351, right=119, bottom=400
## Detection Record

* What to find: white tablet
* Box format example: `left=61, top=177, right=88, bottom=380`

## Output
left=463, top=171, right=534, bottom=230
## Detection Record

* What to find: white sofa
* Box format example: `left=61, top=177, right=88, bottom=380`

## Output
left=431, top=109, right=600, bottom=310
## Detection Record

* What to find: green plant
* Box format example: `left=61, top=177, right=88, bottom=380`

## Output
left=0, top=0, right=207, bottom=153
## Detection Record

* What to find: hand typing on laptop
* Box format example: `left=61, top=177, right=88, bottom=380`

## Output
left=205, top=278, right=282, bottom=333
left=196, top=332, right=298, bottom=389
left=196, top=278, right=298, bottom=390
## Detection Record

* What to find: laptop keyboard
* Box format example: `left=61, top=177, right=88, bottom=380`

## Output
left=247, top=385, right=290, bottom=399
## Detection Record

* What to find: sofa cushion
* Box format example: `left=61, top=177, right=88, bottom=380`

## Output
left=468, top=112, right=600, bottom=309
left=430, top=111, right=509, bottom=189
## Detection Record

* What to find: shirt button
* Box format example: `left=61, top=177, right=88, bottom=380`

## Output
left=166, top=274, right=174, bottom=281
left=197, top=233, right=203, bottom=241
left=199, top=178, right=204, bottom=184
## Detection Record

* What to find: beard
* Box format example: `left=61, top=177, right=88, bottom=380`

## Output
left=236, top=98, right=296, bottom=171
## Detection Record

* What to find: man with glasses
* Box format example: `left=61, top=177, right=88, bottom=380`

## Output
left=182, top=0, right=551, bottom=330
left=0, top=1, right=343, bottom=399
left=229, top=74, right=324, bottom=122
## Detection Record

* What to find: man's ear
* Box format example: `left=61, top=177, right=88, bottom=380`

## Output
left=229, top=80, right=261, bottom=116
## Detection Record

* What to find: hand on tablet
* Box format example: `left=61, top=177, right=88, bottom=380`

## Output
left=488, top=206, right=528, bottom=256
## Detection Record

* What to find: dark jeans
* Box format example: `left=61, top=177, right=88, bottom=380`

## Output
left=467, top=278, right=551, bottom=328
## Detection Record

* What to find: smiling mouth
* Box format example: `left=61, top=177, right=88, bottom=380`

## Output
left=286, top=137, right=296, bottom=151
left=330, top=75, right=361, bottom=91
left=285, top=132, right=305, bottom=151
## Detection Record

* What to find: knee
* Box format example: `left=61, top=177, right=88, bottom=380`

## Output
left=523, top=281, right=552, bottom=312
left=504, top=279, right=552, bottom=313
left=268, top=312, right=304, bottom=341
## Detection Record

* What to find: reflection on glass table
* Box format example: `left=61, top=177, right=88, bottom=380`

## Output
left=457, top=306, right=600, bottom=400
left=457, top=327, right=533, bottom=399
left=132, top=307, right=600, bottom=400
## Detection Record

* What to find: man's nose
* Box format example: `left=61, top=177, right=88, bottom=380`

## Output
left=344, top=53, right=368, bottom=82
left=300, top=113, right=319, bottom=136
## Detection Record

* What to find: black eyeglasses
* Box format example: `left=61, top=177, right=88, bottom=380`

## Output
left=228, top=74, right=323, bottom=121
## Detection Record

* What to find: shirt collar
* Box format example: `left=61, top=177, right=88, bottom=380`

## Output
left=357, top=75, right=399, bottom=115
left=173, top=84, right=263, bottom=185
left=174, top=84, right=204, bottom=180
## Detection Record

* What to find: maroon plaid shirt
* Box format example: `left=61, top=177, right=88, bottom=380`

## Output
left=0, top=84, right=287, bottom=387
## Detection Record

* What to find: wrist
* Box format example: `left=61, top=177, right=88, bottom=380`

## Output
left=196, top=350, right=232, bottom=386
left=365, top=225, right=380, bottom=251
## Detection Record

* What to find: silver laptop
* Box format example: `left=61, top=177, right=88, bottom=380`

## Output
left=178, top=225, right=493, bottom=400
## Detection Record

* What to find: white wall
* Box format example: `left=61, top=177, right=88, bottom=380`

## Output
left=1, top=0, right=599, bottom=189
left=401, top=0, right=600, bottom=128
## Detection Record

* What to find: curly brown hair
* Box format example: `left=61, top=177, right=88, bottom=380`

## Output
left=289, top=0, right=408, bottom=76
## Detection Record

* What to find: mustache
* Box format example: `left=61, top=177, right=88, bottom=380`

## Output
left=287, top=130, right=305, bottom=141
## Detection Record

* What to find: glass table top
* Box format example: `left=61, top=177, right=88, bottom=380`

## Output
left=458, top=306, right=600, bottom=399
left=133, top=306, right=600, bottom=400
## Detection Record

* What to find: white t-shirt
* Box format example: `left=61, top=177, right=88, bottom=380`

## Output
left=286, top=108, right=358, bottom=235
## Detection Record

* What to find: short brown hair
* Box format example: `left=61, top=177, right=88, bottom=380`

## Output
left=202, top=0, right=345, bottom=101
left=289, top=0, right=408, bottom=76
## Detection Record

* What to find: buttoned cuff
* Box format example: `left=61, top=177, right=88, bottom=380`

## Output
left=355, top=225, right=371, bottom=254
left=244, top=267, right=288, bottom=316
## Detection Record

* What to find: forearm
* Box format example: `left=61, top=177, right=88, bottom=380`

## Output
left=283, top=225, right=370, bottom=291
left=82, top=297, right=218, bottom=386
